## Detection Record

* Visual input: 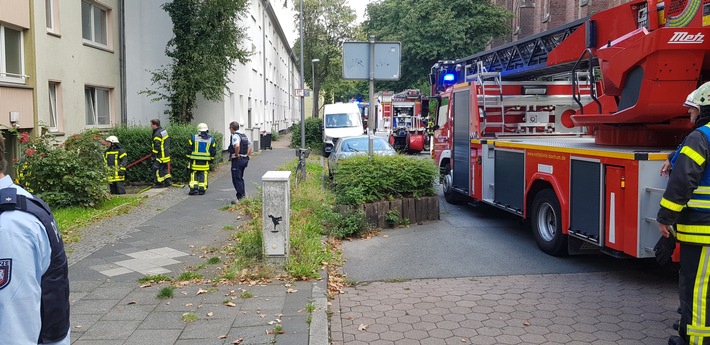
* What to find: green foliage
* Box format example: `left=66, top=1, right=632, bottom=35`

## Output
left=142, top=0, right=251, bottom=123
left=176, top=271, right=203, bottom=281
left=364, top=0, right=513, bottom=90
left=270, top=128, right=281, bottom=142
left=17, top=129, right=110, bottom=208
left=332, top=155, right=438, bottom=205
left=137, top=274, right=173, bottom=284
left=181, top=312, right=198, bottom=322
left=108, top=124, right=223, bottom=184
left=292, top=0, right=356, bottom=105
left=386, top=210, right=400, bottom=227
left=322, top=209, right=369, bottom=239
left=157, top=285, right=176, bottom=299
left=239, top=290, right=254, bottom=299
left=290, top=117, right=323, bottom=152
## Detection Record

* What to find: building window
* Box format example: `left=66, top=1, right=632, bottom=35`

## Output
left=46, top=0, right=54, bottom=30
left=85, top=86, right=111, bottom=126
left=82, top=1, right=108, bottom=46
left=49, top=82, right=61, bottom=132
left=0, top=26, right=24, bottom=83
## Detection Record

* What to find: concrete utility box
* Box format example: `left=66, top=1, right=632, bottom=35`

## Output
left=262, top=171, right=291, bottom=263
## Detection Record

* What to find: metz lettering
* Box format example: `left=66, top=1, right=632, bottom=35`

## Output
left=668, top=32, right=705, bottom=44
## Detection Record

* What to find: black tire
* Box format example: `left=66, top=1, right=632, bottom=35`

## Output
left=443, top=164, right=463, bottom=204
left=531, top=189, right=567, bottom=256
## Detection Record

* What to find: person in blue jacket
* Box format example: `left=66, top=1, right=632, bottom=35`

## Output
left=0, top=132, right=70, bottom=345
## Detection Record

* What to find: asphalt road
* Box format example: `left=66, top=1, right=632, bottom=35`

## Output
left=341, top=190, right=677, bottom=283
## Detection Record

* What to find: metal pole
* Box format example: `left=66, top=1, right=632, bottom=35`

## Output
left=312, top=59, right=320, bottom=118
left=368, top=35, right=375, bottom=157
left=299, top=0, right=306, bottom=179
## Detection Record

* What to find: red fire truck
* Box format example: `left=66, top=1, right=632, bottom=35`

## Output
left=387, top=89, right=429, bottom=154
left=430, top=0, right=709, bottom=259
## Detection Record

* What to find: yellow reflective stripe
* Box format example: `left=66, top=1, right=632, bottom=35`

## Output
left=687, top=246, right=710, bottom=343
left=696, top=186, right=710, bottom=195
left=682, top=146, right=706, bottom=166
left=687, top=199, right=710, bottom=208
left=661, top=197, right=686, bottom=212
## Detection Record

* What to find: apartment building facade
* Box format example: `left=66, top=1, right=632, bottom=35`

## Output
left=0, top=0, right=300, bottom=171
left=0, top=0, right=122, bottom=173
left=124, top=0, right=301, bottom=150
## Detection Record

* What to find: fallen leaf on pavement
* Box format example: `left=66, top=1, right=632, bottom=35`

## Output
left=358, top=324, right=368, bottom=331
left=287, top=288, right=298, bottom=293
left=185, top=303, right=193, bottom=307
left=232, top=338, right=243, bottom=344
left=218, top=335, right=226, bottom=339
left=196, top=289, right=209, bottom=295
left=523, top=321, right=530, bottom=326
left=207, top=312, right=213, bottom=317
left=127, top=301, right=136, bottom=305
left=461, top=339, right=468, bottom=343
left=224, top=302, right=236, bottom=307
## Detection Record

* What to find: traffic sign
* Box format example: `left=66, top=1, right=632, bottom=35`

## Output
left=342, top=41, right=401, bottom=80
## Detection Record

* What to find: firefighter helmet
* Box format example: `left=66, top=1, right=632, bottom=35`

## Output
left=684, top=90, right=700, bottom=110
left=693, top=81, right=710, bottom=107
left=197, top=123, right=209, bottom=132
left=106, top=135, right=119, bottom=144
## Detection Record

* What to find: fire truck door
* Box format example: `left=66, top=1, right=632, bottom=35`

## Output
left=569, top=159, right=602, bottom=244
left=604, top=166, right=625, bottom=251
left=452, top=89, right=471, bottom=195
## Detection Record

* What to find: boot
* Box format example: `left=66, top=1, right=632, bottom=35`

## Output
left=673, top=320, right=680, bottom=331
left=188, top=188, right=198, bottom=195
left=198, top=189, right=205, bottom=195
left=669, top=335, right=686, bottom=345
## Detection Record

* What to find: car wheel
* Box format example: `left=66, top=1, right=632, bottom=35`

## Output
left=531, top=189, right=567, bottom=256
left=443, top=164, right=463, bottom=204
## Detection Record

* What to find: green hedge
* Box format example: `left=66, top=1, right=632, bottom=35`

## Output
left=332, top=155, right=438, bottom=205
left=290, top=117, right=323, bottom=153
left=17, top=129, right=110, bottom=208
left=109, top=124, right=224, bottom=184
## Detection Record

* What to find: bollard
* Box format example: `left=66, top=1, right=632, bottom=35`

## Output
left=262, top=171, right=291, bottom=268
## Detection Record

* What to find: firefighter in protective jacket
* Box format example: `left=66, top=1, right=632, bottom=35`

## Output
left=187, top=123, right=216, bottom=195
left=104, top=136, right=127, bottom=195
left=150, top=119, right=171, bottom=187
left=658, top=81, right=710, bottom=345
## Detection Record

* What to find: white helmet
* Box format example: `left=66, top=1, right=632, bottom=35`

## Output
left=693, top=81, right=710, bottom=107
left=106, top=135, right=119, bottom=144
left=684, top=90, right=700, bottom=110
left=197, top=123, right=208, bottom=132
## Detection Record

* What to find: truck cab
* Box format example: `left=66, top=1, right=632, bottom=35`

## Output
left=322, top=103, right=364, bottom=156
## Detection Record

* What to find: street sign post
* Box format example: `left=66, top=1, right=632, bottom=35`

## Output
left=342, top=38, right=401, bottom=156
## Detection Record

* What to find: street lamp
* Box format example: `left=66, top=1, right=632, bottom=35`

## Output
left=311, top=59, right=320, bottom=118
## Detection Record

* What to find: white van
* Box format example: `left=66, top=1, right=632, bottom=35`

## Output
left=322, top=103, right=364, bottom=156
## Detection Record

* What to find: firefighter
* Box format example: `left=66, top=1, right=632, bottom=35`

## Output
left=658, top=81, right=710, bottom=345
left=187, top=123, right=216, bottom=195
left=104, top=136, right=127, bottom=195
left=150, top=119, right=171, bottom=188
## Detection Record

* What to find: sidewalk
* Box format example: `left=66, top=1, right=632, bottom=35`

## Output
left=67, top=133, right=329, bottom=345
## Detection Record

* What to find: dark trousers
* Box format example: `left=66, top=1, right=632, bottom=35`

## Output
left=153, top=161, right=171, bottom=184
left=231, top=157, right=248, bottom=199
left=678, top=243, right=710, bottom=344
left=109, top=181, right=125, bottom=195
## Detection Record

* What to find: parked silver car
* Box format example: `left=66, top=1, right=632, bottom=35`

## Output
left=327, top=135, right=397, bottom=177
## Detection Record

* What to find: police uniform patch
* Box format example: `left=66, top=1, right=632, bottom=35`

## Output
left=0, top=259, right=11, bottom=289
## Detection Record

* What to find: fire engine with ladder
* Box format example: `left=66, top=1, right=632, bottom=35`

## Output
left=430, top=0, right=710, bottom=259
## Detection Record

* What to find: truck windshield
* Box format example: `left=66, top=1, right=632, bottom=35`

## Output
left=325, top=113, right=359, bottom=128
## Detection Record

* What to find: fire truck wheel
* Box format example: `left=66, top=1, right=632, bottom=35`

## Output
left=531, top=189, right=567, bottom=256
left=443, top=164, right=463, bottom=204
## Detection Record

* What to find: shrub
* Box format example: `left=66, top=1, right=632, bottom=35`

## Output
left=290, top=117, right=323, bottom=153
left=322, top=208, right=369, bottom=239
left=108, top=124, right=224, bottom=184
left=332, top=155, right=438, bottom=205
left=17, top=129, right=110, bottom=208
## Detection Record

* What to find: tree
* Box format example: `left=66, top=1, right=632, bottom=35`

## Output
left=293, top=0, right=357, bottom=116
left=143, top=0, right=251, bottom=124
left=364, top=0, right=513, bottom=92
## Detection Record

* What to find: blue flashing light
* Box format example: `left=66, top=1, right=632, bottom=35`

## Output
left=443, top=73, right=455, bottom=82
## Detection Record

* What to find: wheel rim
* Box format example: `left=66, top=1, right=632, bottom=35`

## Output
left=536, top=202, right=557, bottom=242
left=443, top=173, right=453, bottom=194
